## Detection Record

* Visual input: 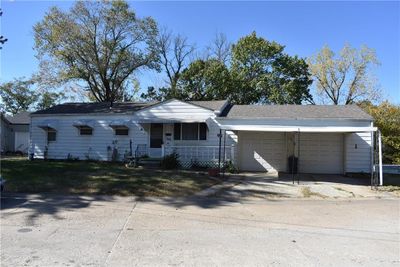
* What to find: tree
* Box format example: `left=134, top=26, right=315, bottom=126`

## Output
left=230, top=32, right=313, bottom=104
left=140, top=86, right=169, bottom=101
left=157, top=28, right=195, bottom=97
left=0, top=78, right=38, bottom=114
left=206, top=32, right=231, bottom=64
left=359, top=101, right=400, bottom=164
left=0, top=9, right=8, bottom=49
left=36, top=91, right=65, bottom=110
left=308, top=44, right=380, bottom=105
left=34, top=0, right=159, bottom=103
left=177, top=59, right=232, bottom=100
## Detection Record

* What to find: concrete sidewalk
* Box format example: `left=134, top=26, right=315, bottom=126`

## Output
left=1, top=193, right=399, bottom=266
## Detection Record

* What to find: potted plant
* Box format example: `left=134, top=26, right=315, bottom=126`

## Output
left=208, top=168, right=220, bottom=177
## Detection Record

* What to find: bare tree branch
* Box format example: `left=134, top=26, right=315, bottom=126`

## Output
left=308, top=44, right=380, bottom=105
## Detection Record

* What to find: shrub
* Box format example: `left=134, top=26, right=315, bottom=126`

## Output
left=160, top=152, right=180, bottom=169
left=66, top=153, right=79, bottom=161
left=224, top=161, right=238, bottom=173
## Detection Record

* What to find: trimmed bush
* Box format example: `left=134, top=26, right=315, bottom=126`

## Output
left=160, top=152, right=180, bottom=169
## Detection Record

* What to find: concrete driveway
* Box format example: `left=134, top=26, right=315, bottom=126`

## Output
left=1, top=193, right=399, bottom=266
left=209, top=173, right=400, bottom=200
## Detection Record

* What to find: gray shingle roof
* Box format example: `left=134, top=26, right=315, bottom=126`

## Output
left=6, top=111, right=31, bottom=124
left=226, top=105, right=373, bottom=120
left=32, top=102, right=156, bottom=115
left=31, top=100, right=229, bottom=115
left=189, top=100, right=228, bottom=111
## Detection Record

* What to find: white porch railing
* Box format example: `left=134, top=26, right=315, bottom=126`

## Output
left=166, top=145, right=235, bottom=163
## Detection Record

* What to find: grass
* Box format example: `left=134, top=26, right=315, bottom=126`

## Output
left=334, top=187, right=356, bottom=197
left=0, top=157, right=221, bottom=197
left=301, top=187, right=328, bottom=199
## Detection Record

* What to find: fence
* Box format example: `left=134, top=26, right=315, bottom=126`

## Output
left=167, top=145, right=235, bottom=169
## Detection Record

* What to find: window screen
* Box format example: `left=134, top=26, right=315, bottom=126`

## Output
left=47, top=129, right=56, bottom=142
left=79, top=126, right=93, bottom=135
left=182, top=123, right=198, bottom=140
left=115, top=127, right=129, bottom=136
left=174, top=123, right=181, bottom=140
left=199, top=123, right=207, bottom=140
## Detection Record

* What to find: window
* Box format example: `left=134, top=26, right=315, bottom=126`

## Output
left=174, top=123, right=181, bottom=140
left=47, top=129, right=56, bottom=142
left=182, top=123, right=198, bottom=140
left=79, top=126, right=93, bottom=136
left=199, top=123, right=207, bottom=140
left=150, top=123, right=163, bottom=148
left=174, top=123, right=207, bottom=141
left=115, top=127, right=129, bottom=136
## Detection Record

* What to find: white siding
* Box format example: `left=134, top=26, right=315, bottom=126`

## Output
left=30, top=105, right=238, bottom=162
left=345, top=132, right=372, bottom=173
left=1, top=118, right=11, bottom=152
left=31, top=115, right=147, bottom=161
left=134, top=99, right=214, bottom=122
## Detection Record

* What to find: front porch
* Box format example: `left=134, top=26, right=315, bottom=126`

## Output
left=131, top=121, right=236, bottom=169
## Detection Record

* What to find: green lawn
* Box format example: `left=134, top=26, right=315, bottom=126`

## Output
left=0, top=157, right=221, bottom=196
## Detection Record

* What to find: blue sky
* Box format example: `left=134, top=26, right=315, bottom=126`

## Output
left=1, top=0, right=399, bottom=103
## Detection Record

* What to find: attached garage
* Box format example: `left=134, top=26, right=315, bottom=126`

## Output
left=238, top=132, right=345, bottom=174
left=215, top=104, right=377, bottom=176
left=238, top=132, right=286, bottom=172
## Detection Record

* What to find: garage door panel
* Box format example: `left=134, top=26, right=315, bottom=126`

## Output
left=299, top=133, right=343, bottom=174
left=239, top=132, right=286, bottom=172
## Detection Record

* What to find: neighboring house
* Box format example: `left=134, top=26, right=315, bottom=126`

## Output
left=30, top=99, right=376, bottom=174
left=1, top=111, right=31, bottom=154
left=6, top=111, right=31, bottom=154
left=1, top=113, right=12, bottom=153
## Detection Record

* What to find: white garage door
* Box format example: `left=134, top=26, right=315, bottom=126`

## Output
left=239, top=132, right=286, bottom=172
left=15, top=131, right=30, bottom=153
left=299, top=133, right=343, bottom=174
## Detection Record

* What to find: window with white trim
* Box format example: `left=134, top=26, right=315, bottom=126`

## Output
left=47, top=129, right=56, bottom=142
left=79, top=126, right=93, bottom=135
left=174, top=123, right=207, bottom=141
left=114, top=127, right=129, bottom=136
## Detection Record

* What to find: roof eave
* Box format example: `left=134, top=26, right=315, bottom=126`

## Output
left=220, top=117, right=373, bottom=121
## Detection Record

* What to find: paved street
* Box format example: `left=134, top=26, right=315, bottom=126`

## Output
left=1, top=194, right=399, bottom=266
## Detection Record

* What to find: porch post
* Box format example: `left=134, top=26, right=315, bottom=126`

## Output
left=378, top=130, right=383, bottom=186
left=218, top=129, right=222, bottom=173
left=222, top=130, right=227, bottom=177
left=297, top=128, right=300, bottom=185
left=370, top=130, right=374, bottom=189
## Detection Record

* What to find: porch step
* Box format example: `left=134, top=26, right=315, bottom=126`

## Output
left=139, top=158, right=162, bottom=168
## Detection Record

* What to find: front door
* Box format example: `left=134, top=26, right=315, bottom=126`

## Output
left=149, top=123, right=163, bottom=158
